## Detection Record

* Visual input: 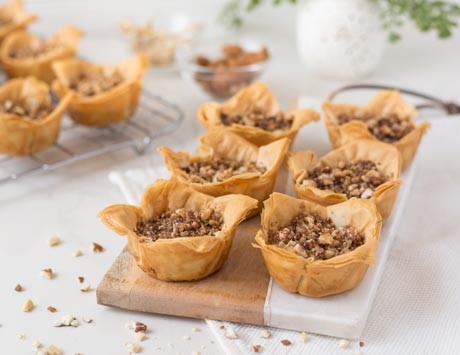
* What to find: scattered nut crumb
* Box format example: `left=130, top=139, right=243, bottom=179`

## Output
left=219, top=324, right=225, bottom=329
left=80, top=284, right=91, bottom=292
left=72, top=249, right=83, bottom=257
left=339, top=339, right=350, bottom=349
left=125, top=342, right=142, bottom=353
left=183, top=335, right=191, bottom=340
left=359, top=341, right=365, bottom=347
left=40, top=268, right=54, bottom=279
left=252, top=345, right=262, bottom=353
left=54, top=315, right=79, bottom=328
left=135, top=322, right=147, bottom=333
left=43, top=344, right=62, bottom=355
left=22, top=299, right=34, bottom=312
left=192, top=327, right=201, bottom=332
left=281, top=339, right=292, bottom=347
left=225, top=329, right=238, bottom=340
left=82, top=317, right=93, bottom=323
left=298, top=331, right=311, bottom=343
left=16, top=333, right=25, bottom=340
left=32, top=340, right=41, bottom=350
left=47, top=306, right=57, bottom=313
left=135, top=332, right=145, bottom=342
left=260, top=330, right=271, bottom=339
left=78, top=276, right=85, bottom=283
left=48, top=237, right=61, bottom=247
left=14, top=284, right=23, bottom=292
left=92, top=242, right=104, bottom=253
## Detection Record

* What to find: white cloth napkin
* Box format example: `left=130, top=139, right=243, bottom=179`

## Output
left=110, top=115, right=460, bottom=355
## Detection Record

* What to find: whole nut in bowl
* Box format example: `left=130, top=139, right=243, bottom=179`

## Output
left=178, top=40, right=269, bottom=99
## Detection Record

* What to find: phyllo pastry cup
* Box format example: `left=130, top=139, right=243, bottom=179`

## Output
left=0, top=77, right=72, bottom=156
left=0, top=0, right=37, bottom=44
left=158, top=128, right=290, bottom=210
left=287, top=140, right=402, bottom=221
left=323, top=90, right=430, bottom=170
left=0, top=26, right=83, bottom=83
left=198, top=82, right=320, bottom=146
left=51, top=55, right=148, bottom=126
left=254, top=193, right=382, bottom=297
left=98, top=179, right=258, bottom=281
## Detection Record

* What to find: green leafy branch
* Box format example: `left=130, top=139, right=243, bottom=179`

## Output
left=219, top=0, right=460, bottom=42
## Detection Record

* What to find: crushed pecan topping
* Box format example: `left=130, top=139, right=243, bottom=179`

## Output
left=9, top=39, right=62, bottom=59
left=69, top=69, right=124, bottom=96
left=337, top=113, right=415, bottom=143
left=301, top=159, right=388, bottom=199
left=135, top=208, right=223, bottom=241
left=182, top=158, right=266, bottom=183
left=0, top=98, right=52, bottom=119
left=220, top=109, right=293, bottom=132
left=268, top=213, right=365, bottom=261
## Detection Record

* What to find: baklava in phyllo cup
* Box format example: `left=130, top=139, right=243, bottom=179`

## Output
left=323, top=90, right=430, bottom=170
left=287, top=140, right=402, bottom=221
left=98, top=179, right=258, bottom=281
left=198, top=82, right=319, bottom=146
left=254, top=193, right=382, bottom=297
left=0, top=76, right=72, bottom=156
left=158, top=128, right=290, bottom=213
left=0, top=0, right=37, bottom=44
left=0, top=25, right=82, bottom=83
left=51, top=54, right=148, bottom=126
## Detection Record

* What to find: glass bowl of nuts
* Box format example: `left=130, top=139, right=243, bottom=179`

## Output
left=177, top=39, right=270, bottom=100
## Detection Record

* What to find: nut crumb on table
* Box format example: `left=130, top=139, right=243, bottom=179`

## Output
left=92, top=242, right=104, bottom=253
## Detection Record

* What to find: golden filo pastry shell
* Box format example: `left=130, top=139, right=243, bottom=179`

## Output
left=51, top=55, right=148, bottom=126
left=254, top=193, right=382, bottom=298
left=0, top=0, right=37, bottom=43
left=286, top=139, right=402, bottom=221
left=98, top=179, right=258, bottom=281
left=158, top=129, right=290, bottom=211
left=0, top=26, right=83, bottom=83
left=0, top=77, right=72, bottom=156
left=198, top=82, right=320, bottom=146
left=323, top=90, right=430, bottom=170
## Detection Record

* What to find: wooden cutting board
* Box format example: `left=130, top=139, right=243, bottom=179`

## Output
left=96, top=216, right=271, bottom=325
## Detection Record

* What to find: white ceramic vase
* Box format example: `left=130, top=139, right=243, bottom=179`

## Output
left=296, top=0, right=385, bottom=79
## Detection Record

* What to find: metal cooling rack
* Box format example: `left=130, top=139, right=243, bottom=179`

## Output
left=0, top=90, right=184, bottom=184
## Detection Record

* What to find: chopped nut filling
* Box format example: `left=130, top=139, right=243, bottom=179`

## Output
left=337, top=113, right=415, bottom=143
left=9, top=39, right=62, bottom=59
left=182, top=158, right=266, bottom=183
left=220, top=109, right=293, bottom=132
left=69, top=70, right=124, bottom=96
left=301, top=160, right=388, bottom=199
left=0, top=99, right=52, bottom=119
left=135, top=208, right=223, bottom=241
left=268, top=213, right=365, bottom=261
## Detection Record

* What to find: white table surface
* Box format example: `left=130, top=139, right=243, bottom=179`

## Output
left=1, top=1, right=460, bottom=354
